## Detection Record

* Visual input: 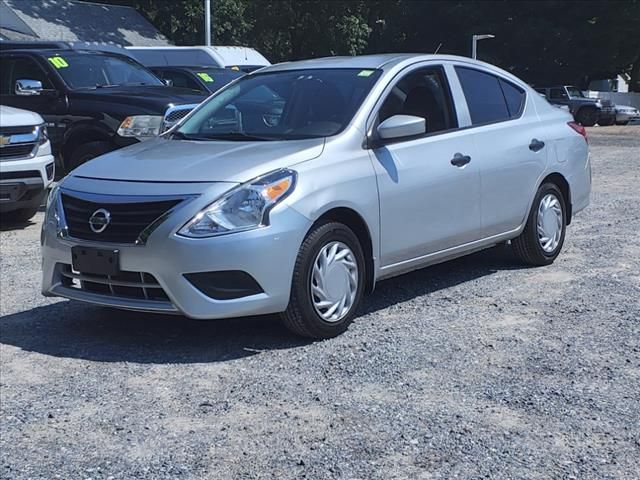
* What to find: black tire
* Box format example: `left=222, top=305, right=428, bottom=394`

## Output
left=67, top=141, right=114, bottom=172
left=616, top=121, right=629, bottom=126
left=575, top=107, right=598, bottom=127
left=281, top=221, right=366, bottom=339
left=2, top=206, right=39, bottom=223
left=512, top=183, right=567, bottom=266
left=597, top=117, right=615, bottom=126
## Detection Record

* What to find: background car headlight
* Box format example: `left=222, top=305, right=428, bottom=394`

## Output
left=37, top=124, right=49, bottom=145
left=44, top=183, right=62, bottom=232
left=178, top=169, right=297, bottom=238
left=117, top=115, right=163, bottom=138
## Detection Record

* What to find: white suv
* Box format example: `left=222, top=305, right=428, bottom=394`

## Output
left=0, top=105, right=55, bottom=222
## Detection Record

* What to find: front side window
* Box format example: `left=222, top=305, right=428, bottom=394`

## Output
left=48, top=53, right=163, bottom=89
left=455, top=66, right=510, bottom=125
left=565, top=86, right=585, bottom=98
left=176, top=68, right=382, bottom=140
left=378, top=66, right=457, bottom=134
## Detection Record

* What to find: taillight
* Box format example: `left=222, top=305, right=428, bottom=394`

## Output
left=568, top=121, right=588, bottom=143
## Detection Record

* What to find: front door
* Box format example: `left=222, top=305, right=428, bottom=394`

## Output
left=0, top=55, right=68, bottom=149
left=369, top=65, right=481, bottom=267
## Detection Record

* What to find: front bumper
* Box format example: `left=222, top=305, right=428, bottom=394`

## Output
left=41, top=188, right=312, bottom=319
left=0, top=153, right=55, bottom=212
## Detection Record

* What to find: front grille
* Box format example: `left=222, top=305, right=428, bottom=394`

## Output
left=61, top=193, right=182, bottom=244
left=0, top=143, right=36, bottom=159
left=0, top=170, right=41, bottom=180
left=60, top=264, right=170, bottom=301
left=0, top=125, right=38, bottom=160
left=162, top=104, right=198, bottom=132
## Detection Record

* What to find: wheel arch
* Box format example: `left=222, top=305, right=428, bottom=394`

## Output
left=310, top=207, right=376, bottom=293
left=540, top=172, right=572, bottom=225
left=62, top=124, right=114, bottom=169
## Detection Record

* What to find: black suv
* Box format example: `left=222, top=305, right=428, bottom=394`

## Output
left=535, top=85, right=616, bottom=127
left=0, top=47, right=207, bottom=172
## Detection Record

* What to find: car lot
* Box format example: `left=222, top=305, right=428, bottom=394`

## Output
left=1, top=126, right=639, bottom=479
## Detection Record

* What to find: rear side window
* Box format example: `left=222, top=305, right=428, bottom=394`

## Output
left=500, top=79, right=525, bottom=117
left=455, top=67, right=525, bottom=125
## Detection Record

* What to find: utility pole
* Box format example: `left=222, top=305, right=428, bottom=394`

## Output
left=471, top=34, right=494, bottom=60
left=204, top=0, right=212, bottom=46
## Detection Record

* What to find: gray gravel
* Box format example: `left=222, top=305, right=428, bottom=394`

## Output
left=1, top=126, right=639, bottom=479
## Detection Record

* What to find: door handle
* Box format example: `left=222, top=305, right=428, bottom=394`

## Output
left=529, top=138, right=545, bottom=152
left=450, top=153, right=471, bottom=167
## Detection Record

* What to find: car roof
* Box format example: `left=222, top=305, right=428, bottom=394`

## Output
left=1, top=48, right=127, bottom=58
left=261, top=53, right=480, bottom=73
left=151, top=65, right=238, bottom=72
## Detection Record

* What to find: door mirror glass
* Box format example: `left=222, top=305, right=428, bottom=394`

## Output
left=377, top=114, right=425, bottom=141
left=15, top=79, right=43, bottom=96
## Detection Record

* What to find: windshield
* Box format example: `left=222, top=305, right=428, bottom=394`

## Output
left=193, top=68, right=244, bottom=88
left=49, top=53, right=163, bottom=89
left=176, top=68, right=382, bottom=141
left=565, top=86, right=585, bottom=98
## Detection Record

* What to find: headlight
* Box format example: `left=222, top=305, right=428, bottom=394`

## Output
left=178, top=169, right=297, bottom=238
left=37, top=124, right=49, bottom=145
left=44, top=183, right=63, bottom=233
left=117, top=115, right=163, bottom=138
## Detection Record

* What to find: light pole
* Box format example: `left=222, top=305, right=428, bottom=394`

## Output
left=204, top=0, right=212, bottom=46
left=471, top=34, right=494, bottom=60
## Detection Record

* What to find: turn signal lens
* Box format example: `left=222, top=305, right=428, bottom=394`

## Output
left=266, top=178, right=292, bottom=201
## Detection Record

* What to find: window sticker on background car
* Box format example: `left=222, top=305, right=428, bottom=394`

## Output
left=357, top=70, right=375, bottom=77
left=197, top=72, right=214, bottom=83
left=47, top=57, right=69, bottom=69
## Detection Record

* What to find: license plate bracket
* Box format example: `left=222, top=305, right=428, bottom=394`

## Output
left=71, top=247, right=120, bottom=276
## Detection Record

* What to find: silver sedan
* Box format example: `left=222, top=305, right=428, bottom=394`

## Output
left=42, top=54, right=591, bottom=338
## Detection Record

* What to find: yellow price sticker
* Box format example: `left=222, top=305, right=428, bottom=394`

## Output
left=48, top=56, right=69, bottom=69
left=196, top=72, right=214, bottom=83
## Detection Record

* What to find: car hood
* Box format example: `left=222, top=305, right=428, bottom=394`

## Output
left=68, top=85, right=206, bottom=114
left=71, top=136, right=325, bottom=183
left=0, top=105, right=44, bottom=127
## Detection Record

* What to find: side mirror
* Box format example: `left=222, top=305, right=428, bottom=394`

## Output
left=163, top=79, right=174, bottom=87
left=376, top=114, right=425, bottom=142
left=15, top=79, right=43, bottom=96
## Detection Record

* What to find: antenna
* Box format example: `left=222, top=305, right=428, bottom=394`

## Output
left=434, top=43, right=442, bottom=54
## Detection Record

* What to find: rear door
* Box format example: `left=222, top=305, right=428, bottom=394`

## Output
left=453, top=65, right=548, bottom=237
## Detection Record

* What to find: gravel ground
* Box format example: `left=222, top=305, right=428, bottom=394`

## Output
left=1, top=126, right=639, bottom=479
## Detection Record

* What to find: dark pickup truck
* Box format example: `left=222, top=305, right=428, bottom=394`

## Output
left=535, top=85, right=616, bottom=127
left=0, top=47, right=207, bottom=172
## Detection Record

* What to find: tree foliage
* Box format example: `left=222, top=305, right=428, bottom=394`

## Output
left=91, top=0, right=640, bottom=90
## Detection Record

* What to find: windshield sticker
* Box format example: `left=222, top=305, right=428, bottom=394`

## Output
left=357, top=70, right=374, bottom=77
left=48, top=56, right=69, bottom=69
left=196, top=72, right=214, bottom=83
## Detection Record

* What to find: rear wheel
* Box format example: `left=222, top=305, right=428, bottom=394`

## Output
left=575, top=107, right=598, bottom=127
left=67, top=141, right=114, bottom=172
left=512, top=183, right=566, bottom=266
left=281, top=221, right=365, bottom=339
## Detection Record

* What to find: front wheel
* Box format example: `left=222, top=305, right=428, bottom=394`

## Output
left=512, top=183, right=567, bottom=266
left=281, top=221, right=366, bottom=339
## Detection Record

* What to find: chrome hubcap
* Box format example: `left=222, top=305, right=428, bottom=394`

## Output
left=310, top=241, right=358, bottom=322
left=537, top=193, right=563, bottom=253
